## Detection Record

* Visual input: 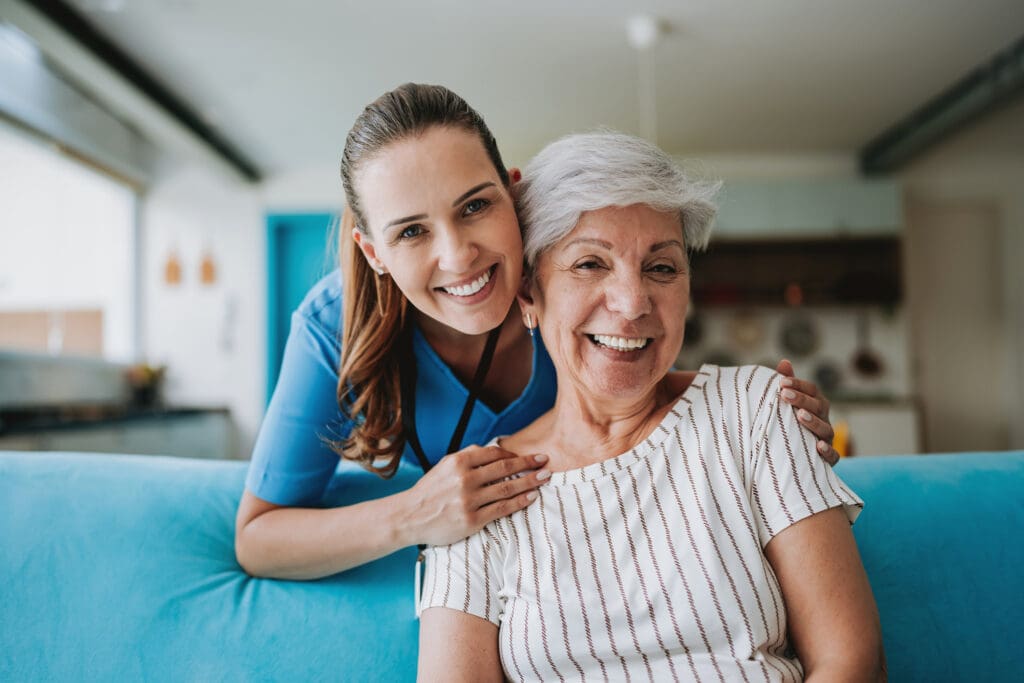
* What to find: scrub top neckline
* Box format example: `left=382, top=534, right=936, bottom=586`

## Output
left=412, top=325, right=546, bottom=422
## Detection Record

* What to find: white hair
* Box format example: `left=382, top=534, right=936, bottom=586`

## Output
left=517, top=130, right=720, bottom=269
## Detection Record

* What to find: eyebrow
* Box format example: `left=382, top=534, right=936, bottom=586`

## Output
left=565, top=238, right=686, bottom=253
left=452, top=182, right=495, bottom=207
left=382, top=181, right=496, bottom=231
left=384, top=213, right=428, bottom=230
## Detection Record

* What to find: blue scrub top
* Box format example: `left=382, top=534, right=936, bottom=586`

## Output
left=245, top=270, right=558, bottom=506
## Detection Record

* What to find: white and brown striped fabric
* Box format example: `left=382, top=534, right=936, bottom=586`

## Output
left=421, top=365, right=863, bottom=682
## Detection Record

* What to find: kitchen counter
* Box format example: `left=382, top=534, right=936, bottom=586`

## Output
left=0, top=404, right=229, bottom=436
left=0, top=405, right=234, bottom=459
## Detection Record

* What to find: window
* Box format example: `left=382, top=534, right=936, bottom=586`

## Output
left=0, top=120, right=137, bottom=361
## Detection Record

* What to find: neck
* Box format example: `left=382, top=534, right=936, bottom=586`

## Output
left=416, top=307, right=532, bottom=410
left=544, top=378, right=679, bottom=469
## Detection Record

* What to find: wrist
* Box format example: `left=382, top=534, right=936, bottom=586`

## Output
left=390, top=487, right=422, bottom=548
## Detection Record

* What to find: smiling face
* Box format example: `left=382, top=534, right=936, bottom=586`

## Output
left=352, top=125, right=522, bottom=337
left=522, top=204, right=689, bottom=402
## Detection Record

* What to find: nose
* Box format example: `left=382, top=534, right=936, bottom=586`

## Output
left=604, top=269, right=652, bottom=320
left=435, top=225, right=479, bottom=274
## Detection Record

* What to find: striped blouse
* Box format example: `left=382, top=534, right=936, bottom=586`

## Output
left=421, top=365, right=863, bottom=682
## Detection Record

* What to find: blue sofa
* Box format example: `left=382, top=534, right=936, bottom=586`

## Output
left=2, top=449, right=1022, bottom=682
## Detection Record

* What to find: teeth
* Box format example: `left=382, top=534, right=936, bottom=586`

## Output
left=442, top=268, right=491, bottom=296
left=593, top=334, right=649, bottom=351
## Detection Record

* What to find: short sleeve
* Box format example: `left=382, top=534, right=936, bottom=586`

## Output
left=749, top=372, right=863, bottom=546
left=420, top=526, right=505, bottom=626
left=244, top=309, right=348, bottom=506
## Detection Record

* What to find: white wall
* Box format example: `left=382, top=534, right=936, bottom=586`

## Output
left=0, top=122, right=136, bottom=360
left=898, top=98, right=1024, bottom=450
left=140, top=162, right=265, bottom=457
left=136, top=161, right=344, bottom=460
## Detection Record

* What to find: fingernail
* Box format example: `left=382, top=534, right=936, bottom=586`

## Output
left=536, top=469, right=551, bottom=481
left=534, top=454, right=549, bottom=464
left=799, top=409, right=811, bottom=422
left=782, top=389, right=797, bottom=400
left=780, top=378, right=793, bottom=387
left=526, top=491, right=539, bottom=501
left=817, top=440, right=827, bottom=452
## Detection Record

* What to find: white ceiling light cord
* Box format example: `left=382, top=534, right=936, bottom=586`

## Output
left=627, top=14, right=664, bottom=144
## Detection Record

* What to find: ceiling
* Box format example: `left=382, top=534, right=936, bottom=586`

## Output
left=42, top=0, right=1024, bottom=174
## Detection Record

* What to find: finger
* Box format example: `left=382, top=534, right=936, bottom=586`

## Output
left=477, top=469, right=550, bottom=506
left=775, top=359, right=795, bottom=377
left=460, top=445, right=520, bottom=469
left=817, top=440, right=840, bottom=466
left=472, top=454, right=549, bottom=488
left=779, top=375, right=820, bottom=398
left=796, top=408, right=835, bottom=444
left=781, top=389, right=825, bottom=419
left=476, top=490, right=540, bottom=525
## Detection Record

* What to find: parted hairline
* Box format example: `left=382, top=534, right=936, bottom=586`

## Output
left=517, top=130, right=721, bottom=269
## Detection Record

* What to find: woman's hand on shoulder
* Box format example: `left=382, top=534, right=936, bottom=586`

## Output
left=775, top=359, right=838, bottom=465
left=405, top=445, right=549, bottom=547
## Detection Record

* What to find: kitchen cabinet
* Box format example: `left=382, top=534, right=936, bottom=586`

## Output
left=715, top=179, right=902, bottom=238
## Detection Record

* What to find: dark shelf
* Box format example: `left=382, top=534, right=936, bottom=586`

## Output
left=690, top=236, right=902, bottom=306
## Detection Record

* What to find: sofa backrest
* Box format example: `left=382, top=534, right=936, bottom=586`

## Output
left=2, top=450, right=1022, bottom=682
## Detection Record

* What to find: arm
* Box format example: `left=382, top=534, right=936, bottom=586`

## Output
left=764, top=507, right=885, bottom=682
left=236, top=445, right=547, bottom=579
left=236, top=291, right=546, bottom=579
left=418, top=608, right=503, bottom=683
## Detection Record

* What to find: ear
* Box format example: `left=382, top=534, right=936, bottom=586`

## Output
left=352, top=228, right=385, bottom=273
left=507, top=167, right=523, bottom=199
left=516, top=273, right=538, bottom=320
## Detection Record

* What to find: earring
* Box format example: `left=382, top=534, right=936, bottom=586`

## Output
left=525, top=313, right=535, bottom=338
left=375, top=266, right=384, bottom=276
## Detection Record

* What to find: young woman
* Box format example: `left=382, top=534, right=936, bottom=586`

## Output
left=234, top=84, right=838, bottom=579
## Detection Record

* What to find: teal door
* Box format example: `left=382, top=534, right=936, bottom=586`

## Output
left=266, top=213, right=338, bottom=402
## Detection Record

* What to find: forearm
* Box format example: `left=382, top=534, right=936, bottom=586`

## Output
left=236, top=489, right=417, bottom=579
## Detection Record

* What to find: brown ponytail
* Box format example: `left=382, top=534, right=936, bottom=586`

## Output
left=333, top=208, right=409, bottom=477
left=332, top=83, right=508, bottom=477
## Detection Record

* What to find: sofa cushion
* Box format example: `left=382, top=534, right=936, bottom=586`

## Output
left=836, top=451, right=1024, bottom=682
left=1, top=451, right=421, bottom=682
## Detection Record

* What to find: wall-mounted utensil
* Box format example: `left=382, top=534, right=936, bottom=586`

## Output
left=813, top=360, right=843, bottom=395
left=851, top=310, right=884, bottom=378
left=779, top=315, right=819, bottom=358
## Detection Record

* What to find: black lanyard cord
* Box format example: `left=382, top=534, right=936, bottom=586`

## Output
left=400, top=323, right=503, bottom=476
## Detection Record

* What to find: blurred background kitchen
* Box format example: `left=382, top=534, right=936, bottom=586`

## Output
left=1, top=0, right=1021, bottom=460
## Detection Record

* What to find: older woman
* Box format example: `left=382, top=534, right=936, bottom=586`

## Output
left=417, top=132, right=883, bottom=682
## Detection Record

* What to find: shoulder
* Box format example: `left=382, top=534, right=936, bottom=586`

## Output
left=294, top=269, right=344, bottom=334
left=708, top=364, right=781, bottom=403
